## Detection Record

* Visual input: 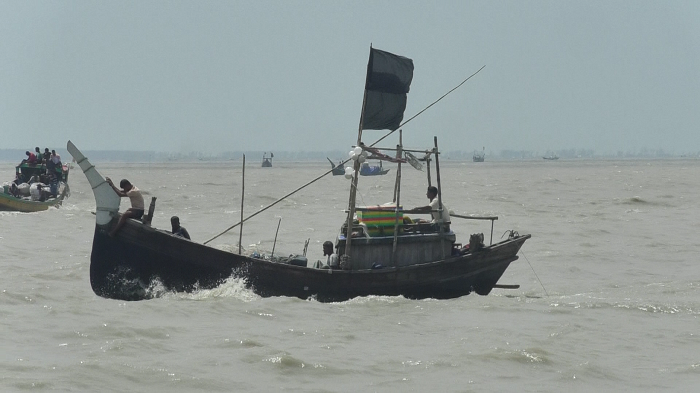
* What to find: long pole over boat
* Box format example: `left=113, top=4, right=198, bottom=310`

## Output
left=392, top=130, right=401, bottom=202
left=271, top=217, right=282, bottom=257
left=433, top=137, right=446, bottom=259
left=203, top=56, right=481, bottom=245
left=391, top=130, right=403, bottom=266
left=426, top=157, right=432, bottom=187
left=343, top=90, right=367, bottom=264
left=239, top=154, right=245, bottom=255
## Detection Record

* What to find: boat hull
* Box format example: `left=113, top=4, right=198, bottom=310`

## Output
left=0, top=184, right=69, bottom=212
left=89, top=217, right=530, bottom=302
left=360, top=169, right=390, bottom=176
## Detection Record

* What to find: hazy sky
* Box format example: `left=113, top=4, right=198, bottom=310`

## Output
left=2, top=1, right=699, bottom=154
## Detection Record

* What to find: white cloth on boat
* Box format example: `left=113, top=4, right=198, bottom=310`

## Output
left=429, top=198, right=451, bottom=225
left=29, top=183, right=46, bottom=201
left=17, top=183, right=30, bottom=197
left=313, top=253, right=338, bottom=269
left=327, top=253, right=339, bottom=268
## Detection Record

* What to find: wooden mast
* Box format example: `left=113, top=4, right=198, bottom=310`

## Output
left=426, top=156, right=432, bottom=187
left=239, top=154, right=245, bottom=255
left=343, top=71, right=370, bottom=264
left=433, top=136, right=446, bottom=259
left=393, top=130, right=401, bottom=202
left=391, top=130, right=403, bottom=266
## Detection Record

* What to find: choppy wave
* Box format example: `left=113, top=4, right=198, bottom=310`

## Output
left=173, top=277, right=259, bottom=302
left=549, top=290, right=700, bottom=315
left=7, top=159, right=700, bottom=391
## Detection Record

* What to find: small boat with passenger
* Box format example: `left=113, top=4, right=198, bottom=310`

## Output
left=0, top=161, right=70, bottom=213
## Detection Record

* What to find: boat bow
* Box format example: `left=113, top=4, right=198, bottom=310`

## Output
left=66, top=140, right=120, bottom=225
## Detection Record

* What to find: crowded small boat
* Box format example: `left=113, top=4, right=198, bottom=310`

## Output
left=0, top=147, right=70, bottom=212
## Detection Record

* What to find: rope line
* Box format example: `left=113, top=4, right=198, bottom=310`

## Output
left=520, top=250, right=549, bottom=297
left=203, top=66, right=486, bottom=245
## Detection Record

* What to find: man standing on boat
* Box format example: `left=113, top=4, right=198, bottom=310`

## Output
left=105, top=177, right=144, bottom=237
left=34, top=147, right=43, bottom=164
left=405, top=186, right=451, bottom=230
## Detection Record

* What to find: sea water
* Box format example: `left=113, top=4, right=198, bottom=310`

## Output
left=1, top=158, right=699, bottom=392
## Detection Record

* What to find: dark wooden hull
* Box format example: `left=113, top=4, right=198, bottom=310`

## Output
left=331, top=166, right=345, bottom=176
left=89, top=217, right=530, bottom=302
left=360, top=169, right=390, bottom=176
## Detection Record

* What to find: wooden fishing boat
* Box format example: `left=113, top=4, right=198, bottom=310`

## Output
left=330, top=159, right=389, bottom=177
left=68, top=47, right=530, bottom=302
left=0, top=163, right=70, bottom=212
left=327, top=158, right=345, bottom=176
left=262, top=152, right=273, bottom=167
left=473, top=147, right=485, bottom=162
left=359, top=161, right=390, bottom=176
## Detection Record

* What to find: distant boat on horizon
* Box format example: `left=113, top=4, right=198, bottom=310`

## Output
left=327, top=157, right=345, bottom=176
left=262, top=152, right=273, bottom=167
left=473, top=147, right=485, bottom=162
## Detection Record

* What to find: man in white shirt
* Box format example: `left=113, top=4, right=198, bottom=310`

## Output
left=405, top=186, right=451, bottom=230
left=106, top=177, right=145, bottom=237
left=314, top=241, right=339, bottom=269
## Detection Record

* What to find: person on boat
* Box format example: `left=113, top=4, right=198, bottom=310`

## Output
left=405, top=186, right=451, bottom=231
left=13, top=171, right=25, bottom=184
left=106, top=177, right=145, bottom=237
left=51, top=150, right=62, bottom=166
left=46, top=154, right=56, bottom=172
left=9, top=172, right=25, bottom=197
left=21, top=151, right=38, bottom=166
left=29, top=181, right=49, bottom=201
left=48, top=170, right=60, bottom=197
left=50, top=150, right=63, bottom=178
left=9, top=183, right=19, bottom=198
left=170, top=216, right=191, bottom=240
left=34, top=147, right=44, bottom=164
left=42, top=148, right=51, bottom=164
left=313, top=241, right=339, bottom=269
left=9, top=174, right=21, bottom=198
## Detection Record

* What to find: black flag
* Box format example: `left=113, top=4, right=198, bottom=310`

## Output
left=362, top=48, right=414, bottom=131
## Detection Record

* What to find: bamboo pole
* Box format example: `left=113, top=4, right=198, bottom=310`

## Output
left=363, top=147, right=433, bottom=153
left=391, top=132, right=403, bottom=266
left=433, top=137, right=445, bottom=259
left=450, top=214, right=498, bottom=245
left=271, top=217, right=281, bottom=257
left=426, top=157, right=432, bottom=187
left=343, top=90, right=368, bottom=265
left=239, top=154, right=245, bottom=255
left=393, top=131, right=401, bottom=203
